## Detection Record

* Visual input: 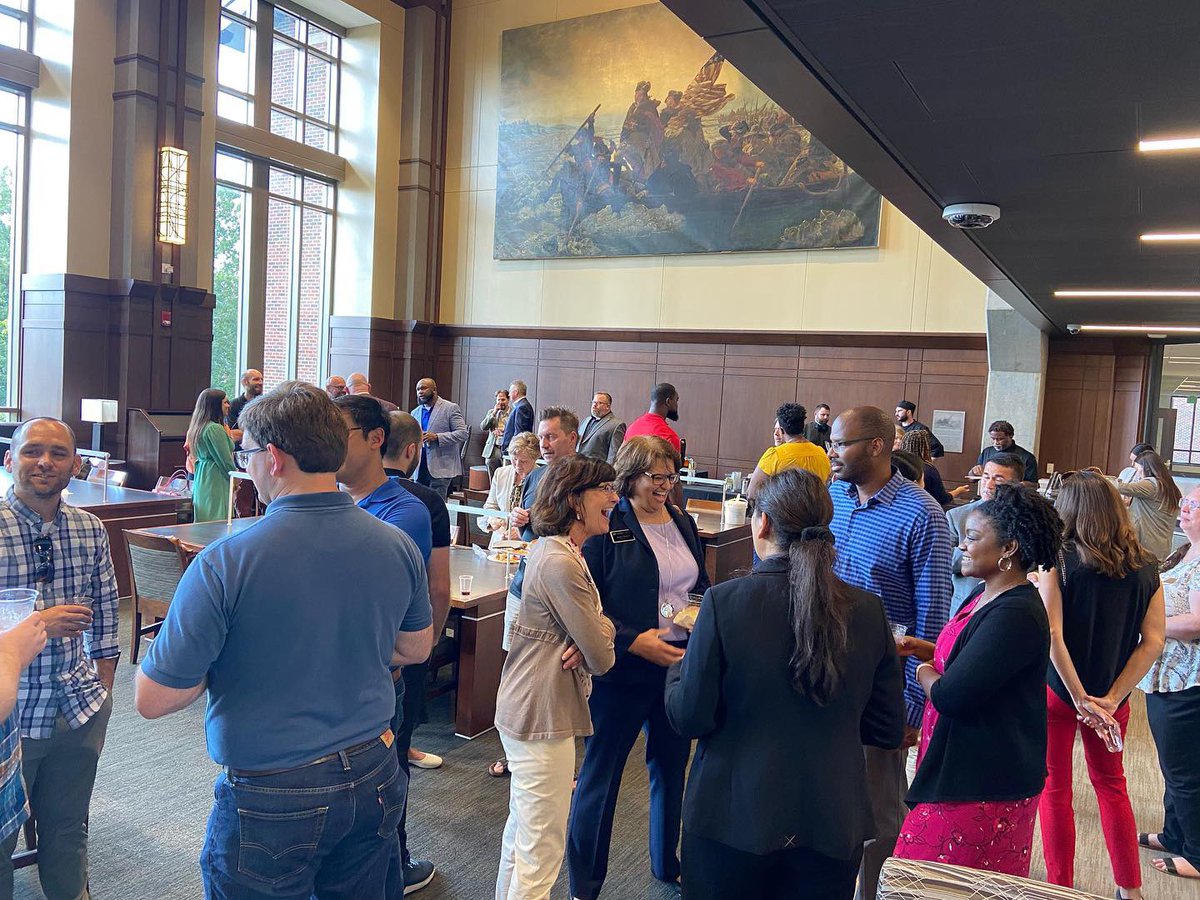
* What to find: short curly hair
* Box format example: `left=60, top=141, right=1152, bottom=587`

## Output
left=974, top=483, right=1063, bottom=571
left=507, top=431, right=539, bottom=461
left=775, top=403, right=808, bottom=437
left=613, top=436, right=680, bottom=498
left=900, top=429, right=932, bottom=463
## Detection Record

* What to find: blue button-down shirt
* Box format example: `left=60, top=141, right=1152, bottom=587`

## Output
left=829, top=472, right=952, bottom=726
left=0, top=488, right=120, bottom=738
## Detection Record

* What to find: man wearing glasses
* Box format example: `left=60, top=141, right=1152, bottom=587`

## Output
left=826, top=406, right=951, bottom=900
left=0, top=417, right=120, bottom=899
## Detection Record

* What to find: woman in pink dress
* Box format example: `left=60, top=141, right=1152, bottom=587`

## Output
left=893, top=483, right=1062, bottom=876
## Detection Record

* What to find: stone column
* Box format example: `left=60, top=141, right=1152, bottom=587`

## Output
left=982, top=289, right=1048, bottom=456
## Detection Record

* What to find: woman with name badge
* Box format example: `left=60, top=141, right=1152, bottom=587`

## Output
left=567, top=436, right=710, bottom=900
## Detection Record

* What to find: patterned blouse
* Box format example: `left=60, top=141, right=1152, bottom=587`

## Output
left=1140, top=555, right=1200, bottom=694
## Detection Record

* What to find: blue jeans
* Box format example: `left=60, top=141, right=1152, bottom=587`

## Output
left=415, top=466, right=451, bottom=499
left=202, top=737, right=406, bottom=900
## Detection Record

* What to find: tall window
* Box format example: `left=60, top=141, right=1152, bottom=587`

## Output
left=270, top=8, right=339, bottom=152
left=1170, top=395, right=1200, bottom=465
left=0, top=2, right=30, bottom=52
left=0, top=83, right=27, bottom=405
left=217, top=1, right=256, bottom=124
left=214, top=1, right=342, bottom=390
left=263, top=166, right=334, bottom=386
left=212, top=152, right=252, bottom=397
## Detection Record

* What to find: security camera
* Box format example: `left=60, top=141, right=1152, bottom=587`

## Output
left=942, top=203, right=1000, bottom=229
left=1066, top=324, right=1082, bottom=335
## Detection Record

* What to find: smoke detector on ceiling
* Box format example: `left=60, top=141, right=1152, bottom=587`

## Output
left=942, top=203, right=1001, bottom=229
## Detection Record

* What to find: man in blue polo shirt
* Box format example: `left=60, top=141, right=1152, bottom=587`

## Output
left=336, top=395, right=432, bottom=563
left=135, top=382, right=433, bottom=900
left=827, top=405, right=951, bottom=900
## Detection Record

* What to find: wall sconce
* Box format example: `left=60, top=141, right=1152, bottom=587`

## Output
left=81, top=399, right=119, bottom=452
left=157, top=146, right=189, bottom=245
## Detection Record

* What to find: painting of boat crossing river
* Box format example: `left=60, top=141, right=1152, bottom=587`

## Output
left=495, top=4, right=882, bottom=260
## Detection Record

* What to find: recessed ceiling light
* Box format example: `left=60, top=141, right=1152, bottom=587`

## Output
left=1139, top=136, right=1200, bottom=152
left=1141, top=233, right=1200, bottom=242
left=1077, top=324, right=1200, bottom=334
left=1054, top=289, right=1200, bottom=298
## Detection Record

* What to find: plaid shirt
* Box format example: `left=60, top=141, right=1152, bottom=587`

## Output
left=0, top=488, right=119, bottom=738
left=829, top=472, right=953, bottom=727
left=0, top=711, right=26, bottom=843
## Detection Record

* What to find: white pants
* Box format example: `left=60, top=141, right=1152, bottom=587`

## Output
left=502, top=590, right=522, bottom=652
left=495, top=732, right=575, bottom=900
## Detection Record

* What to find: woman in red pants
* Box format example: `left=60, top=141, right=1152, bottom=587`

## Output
left=1036, top=472, right=1166, bottom=900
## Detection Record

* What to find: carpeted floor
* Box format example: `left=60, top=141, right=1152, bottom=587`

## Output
left=13, top=604, right=1196, bottom=899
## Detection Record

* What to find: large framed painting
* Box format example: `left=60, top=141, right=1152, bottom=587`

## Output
left=495, top=4, right=882, bottom=260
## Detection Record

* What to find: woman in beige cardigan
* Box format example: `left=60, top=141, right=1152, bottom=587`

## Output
left=494, top=454, right=619, bottom=900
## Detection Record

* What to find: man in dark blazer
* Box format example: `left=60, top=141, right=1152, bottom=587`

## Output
left=500, top=379, right=534, bottom=454
left=410, top=378, right=468, bottom=499
left=577, top=392, right=627, bottom=464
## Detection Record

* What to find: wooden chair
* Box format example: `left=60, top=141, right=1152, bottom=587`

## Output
left=123, top=530, right=194, bottom=663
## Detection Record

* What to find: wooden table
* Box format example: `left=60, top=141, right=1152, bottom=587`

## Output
left=129, top=520, right=513, bottom=740
left=690, top=510, right=754, bottom=584
left=0, top=473, right=186, bottom=598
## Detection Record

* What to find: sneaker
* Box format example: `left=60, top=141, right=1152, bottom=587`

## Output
left=403, top=860, right=436, bottom=894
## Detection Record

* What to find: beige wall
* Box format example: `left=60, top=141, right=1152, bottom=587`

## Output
left=441, top=0, right=986, bottom=333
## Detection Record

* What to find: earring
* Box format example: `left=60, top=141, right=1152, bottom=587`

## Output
left=998, top=554, right=1013, bottom=572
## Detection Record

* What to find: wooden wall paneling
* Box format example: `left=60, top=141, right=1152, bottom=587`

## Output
left=914, top=349, right=989, bottom=481
left=536, top=339, right=597, bottom=425
left=594, top=341, right=658, bottom=430
left=797, top=346, right=910, bottom=416
left=719, top=345, right=799, bottom=472
left=1107, top=354, right=1149, bottom=474
left=461, top=336, right=541, bottom=426
left=656, top=342, right=725, bottom=468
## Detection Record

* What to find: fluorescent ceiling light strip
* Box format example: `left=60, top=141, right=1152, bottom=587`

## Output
left=1079, top=325, right=1200, bottom=333
left=1139, top=136, right=1200, bottom=152
left=1055, top=290, right=1200, bottom=298
left=1141, top=233, right=1200, bottom=242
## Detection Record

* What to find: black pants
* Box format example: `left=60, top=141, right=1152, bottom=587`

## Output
left=567, top=678, right=690, bottom=899
left=390, top=661, right=430, bottom=866
left=1146, top=685, right=1200, bottom=868
left=682, top=831, right=861, bottom=900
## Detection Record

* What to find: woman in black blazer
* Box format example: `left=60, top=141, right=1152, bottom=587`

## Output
left=568, top=436, right=710, bottom=899
left=894, top=483, right=1061, bottom=877
left=665, top=468, right=905, bottom=900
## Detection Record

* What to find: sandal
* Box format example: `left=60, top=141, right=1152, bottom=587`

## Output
left=488, top=758, right=510, bottom=778
left=1138, top=832, right=1166, bottom=851
left=1154, top=856, right=1200, bottom=879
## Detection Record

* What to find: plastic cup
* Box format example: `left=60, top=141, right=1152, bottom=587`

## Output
left=459, top=575, right=474, bottom=597
left=891, top=623, right=909, bottom=640
left=0, top=589, right=38, bottom=631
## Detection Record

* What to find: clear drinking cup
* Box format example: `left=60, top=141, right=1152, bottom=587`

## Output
left=459, top=575, right=474, bottom=597
left=0, top=589, right=38, bottom=631
left=891, top=623, right=909, bottom=640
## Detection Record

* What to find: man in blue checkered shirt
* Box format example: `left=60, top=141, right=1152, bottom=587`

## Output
left=0, top=418, right=119, bottom=900
left=826, top=406, right=951, bottom=900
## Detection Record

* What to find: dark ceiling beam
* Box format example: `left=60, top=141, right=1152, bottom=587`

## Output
left=660, top=0, right=1054, bottom=332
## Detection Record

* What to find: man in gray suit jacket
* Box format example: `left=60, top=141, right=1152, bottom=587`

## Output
left=411, top=378, right=468, bottom=499
left=577, top=392, right=627, bottom=464
left=947, top=452, right=1026, bottom=614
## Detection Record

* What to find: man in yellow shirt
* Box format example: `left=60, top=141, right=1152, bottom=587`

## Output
left=746, top=403, right=831, bottom=498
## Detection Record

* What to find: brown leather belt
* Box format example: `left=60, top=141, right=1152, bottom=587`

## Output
left=226, top=730, right=395, bottom=778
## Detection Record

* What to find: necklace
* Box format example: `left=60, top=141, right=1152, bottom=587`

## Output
left=656, top=517, right=678, bottom=619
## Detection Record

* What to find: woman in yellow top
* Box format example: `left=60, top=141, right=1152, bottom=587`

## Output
left=747, top=403, right=831, bottom=498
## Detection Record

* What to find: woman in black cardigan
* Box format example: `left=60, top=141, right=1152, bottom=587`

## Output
left=665, top=468, right=905, bottom=900
left=894, top=483, right=1061, bottom=877
left=567, top=436, right=709, bottom=899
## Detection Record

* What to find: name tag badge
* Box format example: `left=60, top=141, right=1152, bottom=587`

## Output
left=609, top=529, right=635, bottom=544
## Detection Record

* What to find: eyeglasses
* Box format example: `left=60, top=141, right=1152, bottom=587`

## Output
left=829, top=437, right=875, bottom=453
left=1182, top=499, right=1200, bottom=512
left=643, top=472, right=680, bottom=486
left=234, top=447, right=267, bottom=469
left=589, top=482, right=617, bottom=494
left=33, top=534, right=53, bottom=583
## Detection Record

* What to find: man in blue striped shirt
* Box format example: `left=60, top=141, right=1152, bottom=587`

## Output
left=826, top=406, right=951, bottom=900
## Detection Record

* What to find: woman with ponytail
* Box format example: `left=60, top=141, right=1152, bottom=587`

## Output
left=665, top=467, right=905, bottom=900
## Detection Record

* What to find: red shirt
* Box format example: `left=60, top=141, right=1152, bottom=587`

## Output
left=624, top=412, right=681, bottom=454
